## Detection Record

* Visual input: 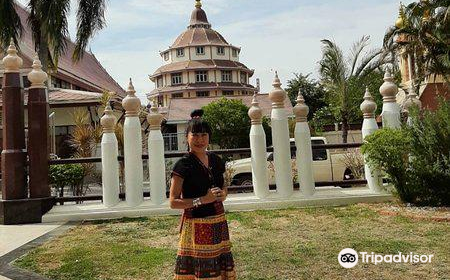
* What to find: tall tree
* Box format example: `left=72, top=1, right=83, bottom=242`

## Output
left=285, top=73, right=327, bottom=120
left=319, top=35, right=389, bottom=143
left=0, top=0, right=106, bottom=71
left=202, top=98, right=271, bottom=149
left=384, top=0, right=450, bottom=91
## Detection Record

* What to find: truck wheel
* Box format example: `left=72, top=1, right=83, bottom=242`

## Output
left=235, top=174, right=253, bottom=187
left=342, top=169, right=354, bottom=188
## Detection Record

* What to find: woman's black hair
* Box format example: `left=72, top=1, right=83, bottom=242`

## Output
left=185, top=109, right=212, bottom=137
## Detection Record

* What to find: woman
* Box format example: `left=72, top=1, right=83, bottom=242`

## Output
left=169, top=109, right=236, bottom=280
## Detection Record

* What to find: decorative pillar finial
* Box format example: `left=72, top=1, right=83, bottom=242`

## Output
left=147, top=99, right=164, bottom=130
left=379, top=68, right=398, bottom=103
left=248, top=93, right=263, bottom=124
left=293, top=90, right=309, bottom=122
left=195, top=0, right=202, bottom=8
left=122, top=78, right=141, bottom=117
left=101, top=102, right=117, bottom=133
left=27, top=53, right=48, bottom=88
left=2, top=38, right=23, bottom=73
left=269, top=72, right=286, bottom=108
left=404, top=87, right=422, bottom=113
left=360, top=87, right=377, bottom=119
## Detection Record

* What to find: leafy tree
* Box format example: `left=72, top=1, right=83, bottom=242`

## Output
left=202, top=98, right=271, bottom=149
left=285, top=73, right=327, bottom=120
left=384, top=0, right=450, bottom=90
left=319, top=36, right=389, bottom=143
left=0, top=0, right=106, bottom=71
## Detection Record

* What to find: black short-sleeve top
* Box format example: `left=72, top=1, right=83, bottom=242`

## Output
left=171, top=152, right=226, bottom=218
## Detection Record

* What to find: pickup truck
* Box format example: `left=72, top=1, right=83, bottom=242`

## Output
left=228, top=137, right=354, bottom=187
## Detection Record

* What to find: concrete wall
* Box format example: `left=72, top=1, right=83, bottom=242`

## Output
left=321, top=130, right=363, bottom=144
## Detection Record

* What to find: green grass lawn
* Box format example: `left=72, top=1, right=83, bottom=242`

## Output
left=15, top=203, right=449, bottom=280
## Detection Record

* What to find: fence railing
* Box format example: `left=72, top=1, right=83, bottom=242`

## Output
left=49, top=143, right=365, bottom=204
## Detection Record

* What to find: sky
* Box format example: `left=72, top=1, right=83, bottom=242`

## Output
left=17, top=0, right=409, bottom=102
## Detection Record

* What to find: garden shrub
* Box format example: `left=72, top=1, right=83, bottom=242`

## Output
left=405, top=99, right=450, bottom=206
left=361, top=128, right=413, bottom=202
left=362, top=99, right=450, bottom=206
left=49, top=164, right=85, bottom=197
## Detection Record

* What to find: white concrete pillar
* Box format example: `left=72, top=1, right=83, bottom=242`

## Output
left=404, top=87, right=422, bottom=125
left=360, top=88, right=383, bottom=193
left=269, top=72, right=293, bottom=198
left=100, top=103, right=120, bottom=207
left=380, top=69, right=401, bottom=128
left=122, top=79, right=143, bottom=207
left=248, top=94, right=269, bottom=198
left=147, top=99, right=166, bottom=205
left=293, top=91, right=315, bottom=196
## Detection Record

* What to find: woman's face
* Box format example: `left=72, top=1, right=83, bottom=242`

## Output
left=187, top=132, right=209, bottom=153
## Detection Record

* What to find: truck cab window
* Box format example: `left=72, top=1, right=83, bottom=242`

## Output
left=312, top=140, right=327, bottom=160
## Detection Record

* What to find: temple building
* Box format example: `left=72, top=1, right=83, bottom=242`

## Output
left=394, top=3, right=449, bottom=111
left=0, top=3, right=125, bottom=157
left=148, top=0, right=292, bottom=151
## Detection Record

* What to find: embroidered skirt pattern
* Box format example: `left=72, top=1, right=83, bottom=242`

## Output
left=174, top=213, right=236, bottom=279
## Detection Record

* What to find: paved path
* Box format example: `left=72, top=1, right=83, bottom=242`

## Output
left=0, top=223, right=63, bottom=280
left=0, top=223, right=62, bottom=257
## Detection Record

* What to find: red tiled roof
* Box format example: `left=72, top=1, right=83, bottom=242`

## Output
left=166, top=94, right=293, bottom=122
left=171, top=28, right=229, bottom=49
left=0, top=4, right=125, bottom=97
left=150, top=59, right=253, bottom=78
left=0, top=88, right=106, bottom=108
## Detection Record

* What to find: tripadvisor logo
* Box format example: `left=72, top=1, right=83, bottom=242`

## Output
left=338, top=248, right=434, bottom=268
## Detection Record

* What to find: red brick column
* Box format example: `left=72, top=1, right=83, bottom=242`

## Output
left=1, top=41, right=27, bottom=200
left=27, top=55, right=50, bottom=198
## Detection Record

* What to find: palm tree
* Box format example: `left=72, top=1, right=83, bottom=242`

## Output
left=0, top=0, right=106, bottom=71
left=384, top=0, right=450, bottom=91
left=319, top=35, right=389, bottom=143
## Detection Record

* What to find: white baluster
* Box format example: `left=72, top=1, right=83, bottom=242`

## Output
left=122, top=79, right=143, bottom=206
left=100, top=103, right=120, bottom=207
left=269, top=72, right=293, bottom=198
left=361, top=87, right=383, bottom=193
left=293, top=90, right=315, bottom=196
left=248, top=93, right=269, bottom=198
left=147, top=99, right=166, bottom=205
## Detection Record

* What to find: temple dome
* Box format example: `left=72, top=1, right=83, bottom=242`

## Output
left=189, top=0, right=210, bottom=27
left=170, top=0, right=231, bottom=49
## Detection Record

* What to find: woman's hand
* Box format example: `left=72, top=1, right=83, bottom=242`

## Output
left=211, top=187, right=227, bottom=202
left=201, top=188, right=217, bottom=204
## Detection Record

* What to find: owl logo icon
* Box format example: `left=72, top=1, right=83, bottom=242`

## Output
left=338, top=248, right=359, bottom=268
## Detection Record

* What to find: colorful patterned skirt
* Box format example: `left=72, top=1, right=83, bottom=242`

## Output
left=174, top=212, right=236, bottom=279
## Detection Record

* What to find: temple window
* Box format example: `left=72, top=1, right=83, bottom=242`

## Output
left=176, top=48, right=184, bottom=57
left=196, top=46, right=205, bottom=55
left=196, top=71, right=208, bottom=82
left=196, top=91, right=209, bottom=97
left=163, top=52, right=169, bottom=61
left=223, top=90, right=234, bottom=96
left=221, top=71, right=232, bottom=82
left=232, top=48, right=238, bottom=57
left=217, top=46, right=225, bottom=55
left=171, top=73, right=183, bottom=85
left=157, top=77, right=163, bottom=88
left=240, top=72, right=247, bottom=84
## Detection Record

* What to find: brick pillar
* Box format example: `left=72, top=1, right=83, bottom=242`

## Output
left=1, top=39, right=26, bottom=200
left=27, top=54, right=50, bottom=198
